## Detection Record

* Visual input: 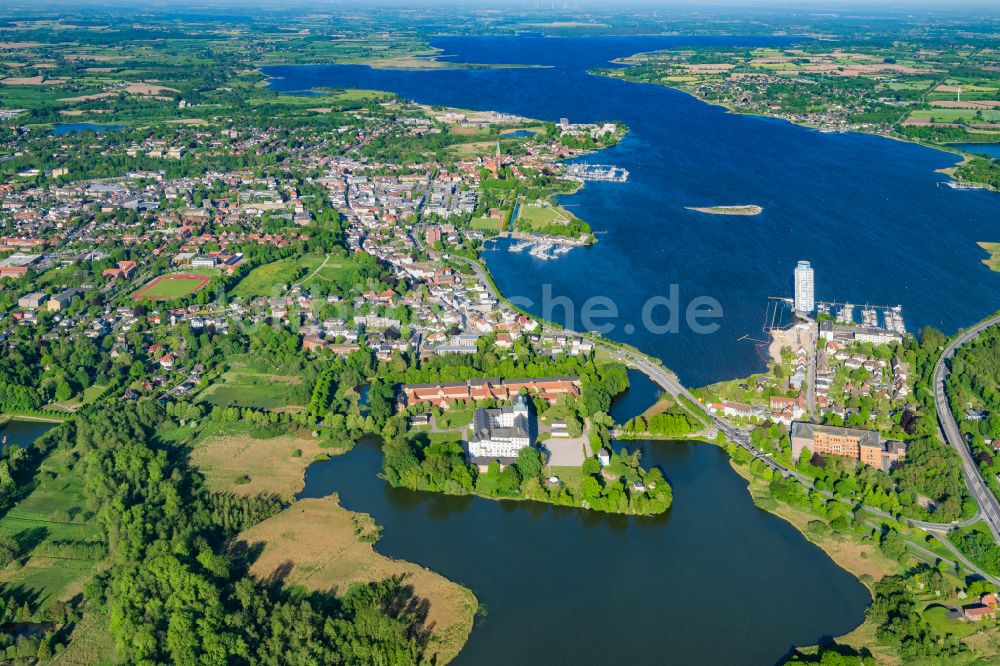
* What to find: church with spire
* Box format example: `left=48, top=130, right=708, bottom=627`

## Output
left=485, top=140, right=504, bottom=176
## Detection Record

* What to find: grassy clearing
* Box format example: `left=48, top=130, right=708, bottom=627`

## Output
left=516, top=203, right=574, bottom=229
left=51, top=611, right=118, bottom=666
left=923, top=604, right=978, bottom=639
left=435, top=408, right=474, bottom=430
left=547, top=465, right=585, bottom=491
left=51, top=383, right=107, bottom=412
left=79, top=384, right=107, bottom=405
left=237, top=495, right=477, bottom=664
left=637, top=396, right=676, bottom=421
left=199, top=364, right=306, bottom=411
left=230, top=255, right=317, bottom=298
left=189, top=422, right=332, bottom=499
left=447, top=140, right=495, bottom=159
left=232, top=253, right=367, bottom=299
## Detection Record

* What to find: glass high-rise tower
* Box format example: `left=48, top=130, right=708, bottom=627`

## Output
left=794, top=260, right=814, bottom=314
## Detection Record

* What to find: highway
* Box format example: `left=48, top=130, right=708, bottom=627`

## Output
left=933, top=314, right=1000, bottom=542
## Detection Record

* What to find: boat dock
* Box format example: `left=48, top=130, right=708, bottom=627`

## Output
left=502, top=232, right=590, bottom=259
left=562, top=163, right=629, bottom=183
left=819, top=301, right=906, bottom=333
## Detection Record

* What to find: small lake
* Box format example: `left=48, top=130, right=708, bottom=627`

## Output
left=951, top=143, right=1000, bottom=159
left=609, top=368, right=663, bottom=423
left=52, top=123, right=124, bottom=135
left=299, top=436, right=870, bottom=665
left=0, top=420, right=57, bottom=447
left=500, top=129, right=537, bottom=138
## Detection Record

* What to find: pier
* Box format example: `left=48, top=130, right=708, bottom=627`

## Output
left=562, top=163, right=629, bottom=183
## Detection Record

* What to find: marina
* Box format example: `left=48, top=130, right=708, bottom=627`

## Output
left=563, top=163, right=629, bottom=182
left=819, top=301, right=907, bottom=334
left=502, top=231, right=590, bottom=260
left=944, top=180, right=987, bottom=190
left=272, top=32, right=1000, bottom=389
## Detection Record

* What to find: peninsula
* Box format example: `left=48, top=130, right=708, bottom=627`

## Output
left=591, top=40, right=1000, bottom=191
left=978, top=242, right=1000, bottom=272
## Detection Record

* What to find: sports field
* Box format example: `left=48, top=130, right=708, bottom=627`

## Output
left=469, top=215, right=507, bottom=232
left=132, top=273, right=211, bottom=301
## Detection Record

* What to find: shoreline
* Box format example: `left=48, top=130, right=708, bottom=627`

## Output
left=590, top=68, right=999, bottom=192
left=259, top=61, right=936, bottom=662
left=0, top=413, right=67, bottom=424
left=202, top=434, right=480, bottom=664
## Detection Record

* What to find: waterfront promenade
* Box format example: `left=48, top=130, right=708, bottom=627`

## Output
left=420, top=224, right=1000, bottom=577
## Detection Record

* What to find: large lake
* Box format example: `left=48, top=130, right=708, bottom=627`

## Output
left=300, top=378, right=869, bottom=665
left=264, top=34, right=999, bottom=662
left=265, top=34, right=999, bottom=388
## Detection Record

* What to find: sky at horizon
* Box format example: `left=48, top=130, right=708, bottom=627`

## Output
left=4, top=0, right=1000, bottom=12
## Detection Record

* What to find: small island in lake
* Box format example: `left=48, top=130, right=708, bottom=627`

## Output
left=686, top=204, right=763, bottom=216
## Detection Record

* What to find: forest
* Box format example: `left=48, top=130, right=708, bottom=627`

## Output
left=0, top=401, right=438, bottom=663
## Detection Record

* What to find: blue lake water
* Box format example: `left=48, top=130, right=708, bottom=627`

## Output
left=52, top=123, right=124, bottom=135
left=265, top=34, right=1000, bottom=387
left=609, top=368, right=664, bottom=423
left=301, top=435, right=870, bottom=665
left=499, top=129, right=536, bottom=138
left=266, top=36, right=907, bottom=664
left=0, top=420, right=56, bottom=447
left=951, top=143, right=1000, bottom=159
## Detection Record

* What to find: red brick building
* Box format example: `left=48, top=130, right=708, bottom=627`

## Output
left=399, top=377, right=580, bottom=410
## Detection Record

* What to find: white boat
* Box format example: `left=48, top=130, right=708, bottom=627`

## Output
left=529, top=243, right=554, bottom=259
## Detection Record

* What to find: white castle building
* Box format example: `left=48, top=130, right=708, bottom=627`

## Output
left=466, top=393, right=533, bottom=468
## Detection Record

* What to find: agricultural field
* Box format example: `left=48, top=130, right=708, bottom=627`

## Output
left=132, top=272, right=211, bottom=301
left=247, top=88, right=394, bottom=109
left=199, top=363, right=309, bottom=412
left=0, top=449, right=103, bottom=608
left=908, top=108, right=1000, bottom=123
